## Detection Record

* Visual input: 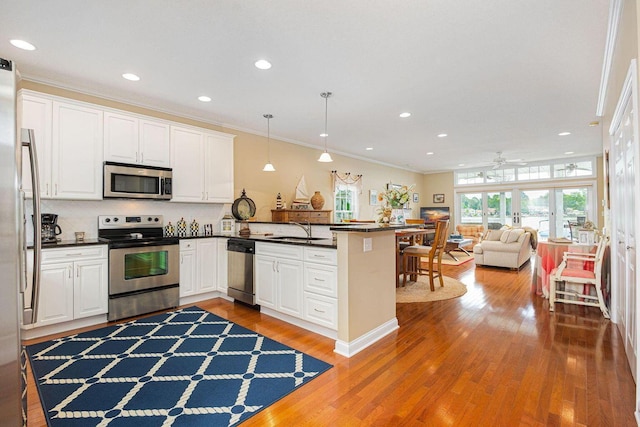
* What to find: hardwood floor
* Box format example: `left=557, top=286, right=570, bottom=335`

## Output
left=25, top=260, right=637, bottom=426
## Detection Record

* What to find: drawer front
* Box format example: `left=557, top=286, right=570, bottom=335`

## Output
left=42, top=245, right=107, bottom=263
left=304, top=247, right=337, bottom=265
left=179, top=240, right=196, bottom=251
left=304, top=292, right=337, bottom=330
left=256, top=242, right=303, bottom=260
left=308, top=211, right=329, bottom=223
left=304, top=264, right=337, bottom=297
left=288, top=211, right=309, bottom=222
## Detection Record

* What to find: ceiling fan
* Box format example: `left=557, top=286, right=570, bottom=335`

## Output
left=489, top=152, right=527, bottom=169
left=557, top=163, right=589, bottom=174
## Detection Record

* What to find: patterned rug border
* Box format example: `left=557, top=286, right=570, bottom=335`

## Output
left=25, top=305, right=333, bottom=427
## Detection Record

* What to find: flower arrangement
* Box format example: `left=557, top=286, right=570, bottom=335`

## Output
left=378, top=184, right=414, bottom=208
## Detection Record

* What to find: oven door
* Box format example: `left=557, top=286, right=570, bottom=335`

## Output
left=109, top=244, right=179, bottom=295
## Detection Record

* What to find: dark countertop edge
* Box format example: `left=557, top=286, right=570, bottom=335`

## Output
left=28, top=238, right=107, bottom=249
left=179, top=233, right=337, bottom=249
left=329, top=224, right=425, bottom=232
left=235, top=220, right=352, bottom=227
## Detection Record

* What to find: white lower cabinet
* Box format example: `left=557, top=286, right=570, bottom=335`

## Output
left=34, top=245, right=108, bottom=327
left=303, top=247, right=338, bottom=329
left=216, top=238, right=229, bottom=293
left=256, top=242, right=337, bottom=330
left=179, top=238, right=222, bottom=298
left=255, top=243, right=304, bottom=317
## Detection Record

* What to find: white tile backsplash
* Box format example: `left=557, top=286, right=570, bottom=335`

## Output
left=25, top=199, right=229, bottom=244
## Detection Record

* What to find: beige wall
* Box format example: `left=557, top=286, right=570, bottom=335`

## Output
left=22, top=80, right=426, bottom=222
left=600, top=0, right=639, bottom=233
left=422, top=171, right=456, bottom=225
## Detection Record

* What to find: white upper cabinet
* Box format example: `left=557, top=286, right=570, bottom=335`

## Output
left=19, top=94, right=52, bottom=198
left=104, top=111, right=170, bottom=167
left=205, top=133, right=234, bottom=203
left=52, top=101, right=104, bottom=200
left=171, top=125, right=235, bottom=203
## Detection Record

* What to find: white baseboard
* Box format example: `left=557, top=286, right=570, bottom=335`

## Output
left=260, top=307, right=337, bottom=340
left=22, top=314, right=107, bottom=340
left=180, top=290, right=231, bottom=306
left=334, top=318, right=399, bottom=358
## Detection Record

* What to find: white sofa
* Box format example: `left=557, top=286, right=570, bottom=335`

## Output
left=473, top=228, right=532, bottom=269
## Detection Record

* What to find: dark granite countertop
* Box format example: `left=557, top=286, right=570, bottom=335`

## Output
left=179, top=233, right=336, bottom=249
left=28, top=238, right=107, bottom=250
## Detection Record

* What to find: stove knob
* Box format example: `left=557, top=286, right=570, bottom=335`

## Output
left=105, top=218, right=111, bottom=223
left=154, top=217, right=159, bottom=222
left=114, top=217, right=119, bottom=222
left=148, top=217, right=152, bottom=222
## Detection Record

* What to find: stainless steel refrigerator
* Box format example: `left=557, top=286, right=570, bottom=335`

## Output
left=0, top=57, right=41, bottom=427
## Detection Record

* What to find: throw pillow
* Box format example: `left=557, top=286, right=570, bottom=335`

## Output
left=506, top=228, right=525, bottom=243
left=486, top=230, right=503, bottom=241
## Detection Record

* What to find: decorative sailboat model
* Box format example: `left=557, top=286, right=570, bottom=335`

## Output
left=291, top=175, right=311, bottom=209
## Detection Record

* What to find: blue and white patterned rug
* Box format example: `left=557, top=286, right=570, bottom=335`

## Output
left=27, top=306, right=332, bottom=426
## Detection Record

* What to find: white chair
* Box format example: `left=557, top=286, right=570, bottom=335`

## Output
left=549, top=236, right=610, bottom=319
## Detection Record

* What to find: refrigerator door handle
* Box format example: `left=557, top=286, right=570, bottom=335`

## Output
left=22, top=129, right=41, bottom=325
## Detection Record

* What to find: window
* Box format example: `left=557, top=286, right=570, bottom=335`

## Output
left=334, top=184, right=358, bottom=222
left=454, top=157, right=596, bottom=186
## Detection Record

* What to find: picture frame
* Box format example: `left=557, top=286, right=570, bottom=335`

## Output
left=412, top=193, right=419, bottom=203
left=433, top=193, right=445, bottom=203
left=369, top=189, right=379, bottom=206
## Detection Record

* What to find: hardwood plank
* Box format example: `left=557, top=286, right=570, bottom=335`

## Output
left=25, top=260, right=637, bottom=425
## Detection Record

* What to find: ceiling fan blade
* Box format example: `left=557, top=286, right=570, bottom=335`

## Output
left=492, top=164, right=500, bottom=170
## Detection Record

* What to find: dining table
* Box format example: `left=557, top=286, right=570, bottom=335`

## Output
left=395, top=228, right=435, bottom=286
left=532, top=240, right=596, bottom=298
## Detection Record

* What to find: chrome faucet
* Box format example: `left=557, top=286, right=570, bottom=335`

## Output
left=289, top=220, right=312, bottom=239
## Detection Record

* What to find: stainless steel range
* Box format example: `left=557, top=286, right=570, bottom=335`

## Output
left=98, top=215, right=179, bottom=321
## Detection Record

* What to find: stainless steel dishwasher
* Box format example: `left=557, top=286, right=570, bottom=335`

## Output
left=227, top=238, right=256, bottom=305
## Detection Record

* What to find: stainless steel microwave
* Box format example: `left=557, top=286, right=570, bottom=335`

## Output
left=103, top=162, right=172, bottom=200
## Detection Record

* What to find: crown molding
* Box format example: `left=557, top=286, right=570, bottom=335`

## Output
left=596, top=0, right=623, bottom=117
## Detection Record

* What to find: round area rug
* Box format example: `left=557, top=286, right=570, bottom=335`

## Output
left=396, top=276, right=467, bottom=303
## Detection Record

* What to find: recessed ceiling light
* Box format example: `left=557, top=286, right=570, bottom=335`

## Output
left=254, top=59, right=272, bottom=70
left=320, top=133, right=328, bottom=137
left=198, top=96, right=212, bottom=102
left=458, top=163, right=465, bottom=167
left=365, top=147, right=373, bottom=151
left=426, top=152, right=434, bottom=155
left=564, top=151, right=574, bottom=155
left=437, top=133, right=447, bottom=138
left=122, top=73, right=140, bottom=81
left=399, top=112, right=411, bottom=118
left=558, top=132, right=571, bottom=136
left=10, top=39, right=36, bottom=51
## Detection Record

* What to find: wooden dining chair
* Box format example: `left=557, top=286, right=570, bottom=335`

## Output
left=549, top=235, right=610, bottom=318
left=402, top=219, right=449, bottom=290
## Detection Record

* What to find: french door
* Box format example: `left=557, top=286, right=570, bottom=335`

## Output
left=458, top=186, right=594, bottom=241
left=609, top=60, right=639, bottom=383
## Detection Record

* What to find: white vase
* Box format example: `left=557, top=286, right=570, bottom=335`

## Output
left=390, top=208, right=405, bottom=225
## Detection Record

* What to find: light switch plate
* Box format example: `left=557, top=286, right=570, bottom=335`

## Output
left=363, top=237, right=372, bottom=252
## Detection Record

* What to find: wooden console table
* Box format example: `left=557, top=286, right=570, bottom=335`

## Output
left=271, top=209, right=332, bottom=224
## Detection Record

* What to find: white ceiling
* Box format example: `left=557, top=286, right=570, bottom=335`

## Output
left=1, top=1, right=610, bottom=173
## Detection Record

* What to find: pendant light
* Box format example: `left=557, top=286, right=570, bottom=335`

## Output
left=262, top=114, right=275, bottom=172
left=318, top=92, right=333, bottom=162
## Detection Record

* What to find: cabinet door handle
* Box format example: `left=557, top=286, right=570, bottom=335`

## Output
left=276, top=261, right=280, bottom=273
left=68, top=266, right=72, bottom=279
left=135, top=152, right=139, bottom=163
left=313, top=308, right=326, bottom=313
left=46, top=183, right=49, bottom=196
left=76, top=266, right=79, bottom=278
left=314, top=277, right=325, bottom=282
left=140, top=153, right=144, bottom=163
left=313, top=254, right=326, bottom=258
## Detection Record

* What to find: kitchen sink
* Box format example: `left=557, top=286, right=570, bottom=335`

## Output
left=265, top=236, right=326, bottom=241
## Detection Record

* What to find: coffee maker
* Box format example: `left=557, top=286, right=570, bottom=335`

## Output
left=38, top=213, right=62, bottom=243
